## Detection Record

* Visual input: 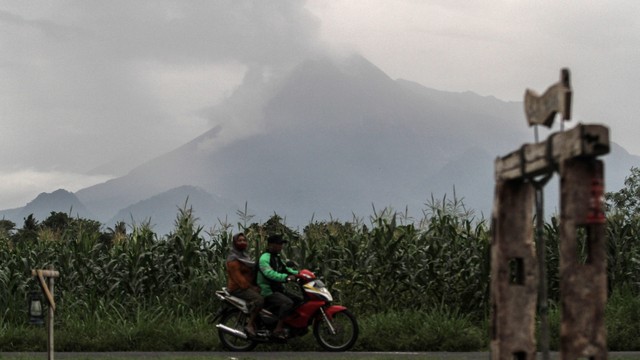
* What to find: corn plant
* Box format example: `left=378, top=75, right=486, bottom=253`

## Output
left=2, top=189, right=640, bottom=334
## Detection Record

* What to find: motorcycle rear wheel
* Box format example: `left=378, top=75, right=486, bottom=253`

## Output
left=218, top=309, right=258, bottom=351
left=313, top=309, right=359, bottom=351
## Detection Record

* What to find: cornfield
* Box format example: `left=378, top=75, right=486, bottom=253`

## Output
left=1, top=194, right=639, bottom=334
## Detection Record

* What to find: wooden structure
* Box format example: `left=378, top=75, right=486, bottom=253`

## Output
left=491, top=178, right=537, bottom=360
left=559, top=159, right=608, bottom=358
left=33, top=268, right=59, bottom=360
left=491, top=70, right=609, bottom=360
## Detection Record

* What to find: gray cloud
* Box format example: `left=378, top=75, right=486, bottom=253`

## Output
left=0, top=0, right=322, bottom=207
left=308, top=0, right=640, bottom=157
left=1, top=0, right=639, bottom=210
left=0, top=1, right=321, bottom=167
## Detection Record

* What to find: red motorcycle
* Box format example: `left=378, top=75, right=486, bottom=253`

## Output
left=214, top=269, right=359, bottom=351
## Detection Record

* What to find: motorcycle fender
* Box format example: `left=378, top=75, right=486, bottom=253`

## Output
left=323, top=305, right=348, bottom=319
left=286, top=300, right=325, bottom=328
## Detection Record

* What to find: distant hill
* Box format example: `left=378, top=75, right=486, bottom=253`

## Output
left=2, top=54, right=638, bottom=232
left=0, top=189, right=93, bottom=226
left=107, top=185, right=242, bottom=235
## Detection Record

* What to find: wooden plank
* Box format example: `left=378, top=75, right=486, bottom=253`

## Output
left=36, top=270, right=56, bottom=311
left=495, top=123, right=609, bottom=181
left=32, top=269, right=60, bottom=278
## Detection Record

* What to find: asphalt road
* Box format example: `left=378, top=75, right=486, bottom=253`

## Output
left=1, top=353, right=640, bottom=360
left=0, top=352, right=481, bottom=359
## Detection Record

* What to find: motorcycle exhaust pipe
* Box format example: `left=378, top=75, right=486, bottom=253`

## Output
left=216, top=324, right=248, bottom=339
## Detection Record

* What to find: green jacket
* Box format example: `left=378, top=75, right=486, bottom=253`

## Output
left=257, top=251, right=298, bottom=297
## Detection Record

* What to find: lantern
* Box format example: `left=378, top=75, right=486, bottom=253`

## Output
left=28, top=291, right=45, bottom=326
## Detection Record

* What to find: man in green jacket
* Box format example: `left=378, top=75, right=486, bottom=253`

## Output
left=257, top=234, right=299, bottom=339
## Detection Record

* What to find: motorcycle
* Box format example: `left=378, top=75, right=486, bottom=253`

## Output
left=214, top=268, right=359, bottom=351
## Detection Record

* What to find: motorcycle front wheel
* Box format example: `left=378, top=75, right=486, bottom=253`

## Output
left=218, top=309, right=258, bottom=351
left=313, top=309, right=359, bottom=351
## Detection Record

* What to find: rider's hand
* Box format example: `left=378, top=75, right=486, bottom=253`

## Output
left=286, top=275, right=296, bottom=282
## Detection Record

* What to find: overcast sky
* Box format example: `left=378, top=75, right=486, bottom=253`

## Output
left=1, top=0, right=639, bottom=209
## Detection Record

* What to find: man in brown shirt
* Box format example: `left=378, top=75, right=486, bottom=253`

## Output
left=226, top=233, right=264, bottom=337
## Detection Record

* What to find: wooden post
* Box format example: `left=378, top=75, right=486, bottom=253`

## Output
left=559, top=159, right=607, bottom=360
left=32, top=269, right=59, bottom=360
left=493, top=70, right=609, bottom=359
left=491, top=179, right=538, bottom=360
left=492, top=124, right=609, bottom=360
left=48, top=275, right=54, bottom=360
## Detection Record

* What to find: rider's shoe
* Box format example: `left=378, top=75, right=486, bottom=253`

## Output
left=272, top=330, right=287, bottom=340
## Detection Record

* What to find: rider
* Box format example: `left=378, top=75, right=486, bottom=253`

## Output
left=226, top=232, right=264, bottom=337
left=256, top=234, right=299, bottom=339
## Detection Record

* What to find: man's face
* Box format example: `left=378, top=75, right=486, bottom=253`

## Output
left=269, top=242, right=283, bottom=253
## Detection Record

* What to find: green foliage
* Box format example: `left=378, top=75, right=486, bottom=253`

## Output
left=356, top=309, right=485, bottom=351
left=542, top=216, right=561, bottom=303
left=0, top=219, right=16, bottom=238
left=606, top=286, right=640, bottom=351
left=606, top=166, right=640, bottom=220
left=603, top=167, right=640, bottom=295
left=3, top=172, right=640, bottom=351
left=293, top=196, right=490, bottom=318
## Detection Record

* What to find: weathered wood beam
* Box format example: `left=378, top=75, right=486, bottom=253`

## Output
left=490, top=180, right=538, bottom=360
left=33, top=269, right=59, bottom=311
left=31, top=269, right=60, bottom=278
left=495, top=123, right=609, bottom=181
left=559, top=159, right=607, bottom=360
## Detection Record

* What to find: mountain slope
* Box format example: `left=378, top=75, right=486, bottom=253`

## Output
left=107, top=185, right=241, bottom=235
left=74, top=55, right=536, bottom=226
left=8, top=54, right=637, bottom=230
left=0, top=189, right=93, bottom=225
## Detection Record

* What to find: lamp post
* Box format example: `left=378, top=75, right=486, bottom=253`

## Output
left=32, top=268, right=59, bottom=360
left=28, top=291, right=45, bottom=326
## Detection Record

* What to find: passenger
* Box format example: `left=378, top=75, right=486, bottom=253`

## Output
left=226, top=232, right=263, bottom=337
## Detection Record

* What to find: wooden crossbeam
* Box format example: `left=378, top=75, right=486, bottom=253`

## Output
left=32, top=269, right=59, bottom=311
left=31, top=269, right=60, bottom=278
left=495, top=123, right=609, bottom=181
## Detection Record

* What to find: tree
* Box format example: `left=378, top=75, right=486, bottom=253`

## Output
left=0, top=219, right=15, bottom=233
left=42, top=211, right=73, bottom=233
left=245, top=214, right=299, bottom=243
left=606, top=166, right=640, bottom=220
left=14, top=214, right=40, bottom=244
left=0, top=219, right=16, bottom=240
left=604, top=167, right=640, bottom=293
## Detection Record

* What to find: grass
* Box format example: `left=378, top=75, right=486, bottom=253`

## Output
left=2, top=290, right=640, bottom=353
left=0, top=309, right=486, bottom=353
left=355, top=310, right=485, bottom=352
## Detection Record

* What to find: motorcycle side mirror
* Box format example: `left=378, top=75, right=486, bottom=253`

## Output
left=285, top=260, right=298, bottom=268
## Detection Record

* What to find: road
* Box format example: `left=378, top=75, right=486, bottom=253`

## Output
left=1, top=353, right=640, bottom=360
left=0, top=352, right=481, bottom=359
